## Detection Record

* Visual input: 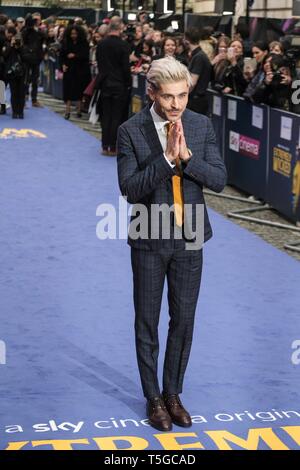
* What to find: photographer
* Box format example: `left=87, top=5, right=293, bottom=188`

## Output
left=211, top=35, right=231, bottom=92
left=129, top=24, right=144, bottom=65
left=248, top=54, right=293, bottom=111
left=131, top=39, right=154, bottom=74
left=221, top=39, right=248, bottom=96
left=243, top=41, right=269, bottom=101
left=22, top=14, right=45, bottom=108
left=3, top=31, right=26, bottom=118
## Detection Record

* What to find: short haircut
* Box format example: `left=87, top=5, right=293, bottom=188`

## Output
left=147, top=56, right=192, bottom=90
left=185, top=27, right=201, bottom=45
left=108, top=18, right=123, bottom=32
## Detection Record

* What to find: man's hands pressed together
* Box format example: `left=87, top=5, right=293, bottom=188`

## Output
left=165, top=120, right=192, bottom=165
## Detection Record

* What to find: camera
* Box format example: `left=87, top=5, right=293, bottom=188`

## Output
left=124, top=24, right=136, bottom=44
left=13, top=33, right=22, bottom=48
left=281, top=36, right=300, bottom=73
left=271, top=70, right=282, bottom=86
left=269, top=53, right=291, bottom=85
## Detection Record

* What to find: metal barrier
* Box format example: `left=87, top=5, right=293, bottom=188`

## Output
left=42, top=66, right=300, bottom=237
left=207, top=90, right=300, bottom=229
left=128, top=78, right=300, bottom=229
left=130, top=73, right=149, bottom=115
left=42, top=57, right=63, bottom=101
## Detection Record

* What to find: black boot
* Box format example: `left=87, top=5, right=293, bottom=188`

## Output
left=0, top=104, right=6, bottom=115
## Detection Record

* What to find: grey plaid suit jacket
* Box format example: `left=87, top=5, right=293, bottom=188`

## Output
left=117, top=104, right=227, bottom=251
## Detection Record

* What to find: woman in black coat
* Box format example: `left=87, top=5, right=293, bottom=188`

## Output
left=3, top=32, right=26, bottom=119
left=60, top=25, right=91, bottom=119
left=219, top=39, right=249, bottom=96
left=247, top=54, right=294, bottom=112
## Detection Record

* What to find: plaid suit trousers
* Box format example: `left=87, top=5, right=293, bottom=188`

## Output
left=131, top=241, right=203, bottom=399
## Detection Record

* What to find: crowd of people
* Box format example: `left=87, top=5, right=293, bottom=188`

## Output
left=0, top=10, right=299, bottom=151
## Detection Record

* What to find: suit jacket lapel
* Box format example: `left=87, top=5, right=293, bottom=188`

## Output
left=140, top=106, right=164, bottom=159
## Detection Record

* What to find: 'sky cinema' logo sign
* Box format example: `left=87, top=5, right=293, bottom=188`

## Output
left=229, top=131, right=260, bottom=160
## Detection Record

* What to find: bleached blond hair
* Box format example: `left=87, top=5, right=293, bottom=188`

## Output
left=146, top=56, right=193, bottom=90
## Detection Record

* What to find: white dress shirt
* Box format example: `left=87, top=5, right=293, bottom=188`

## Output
left=150, top=103, right=175, bottom=168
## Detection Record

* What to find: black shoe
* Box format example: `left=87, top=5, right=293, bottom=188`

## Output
left=147, top=396, right=172, bottom=432
left=163, top=393, right=192, bottom=428
left=64, top=113, right=70, bottom=120
left=18, top=113, right=24, bottom=119
left=0, top=104, right=6, bottom=115
left=12, top=113, right=18, bottom=119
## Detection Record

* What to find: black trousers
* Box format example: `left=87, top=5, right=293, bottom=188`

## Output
left=9, top=78, right=25, bottom=115
left=131, top=243, right=203, bottom=399
left=25, top=63, right=40, bottom=102
left=100, top=87, right=129, bottom=150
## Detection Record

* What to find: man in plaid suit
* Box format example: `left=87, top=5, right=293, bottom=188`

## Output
left=117, top=57, right=227, bottom=432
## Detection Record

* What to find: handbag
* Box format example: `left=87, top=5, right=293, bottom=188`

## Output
left=84, top=76, right=97, bottom=97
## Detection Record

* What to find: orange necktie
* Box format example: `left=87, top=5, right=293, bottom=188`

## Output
left=166, top=122, right=184, bottom=227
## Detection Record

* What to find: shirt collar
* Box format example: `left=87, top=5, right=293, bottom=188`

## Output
left=150, top=103, right=170, bottom=132
left=191, top=46, right=201, bottom=57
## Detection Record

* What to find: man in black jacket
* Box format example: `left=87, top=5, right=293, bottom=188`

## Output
left=22, top=14, right=45, bottom=108
left=185, top=28, right=212, bottom=116
left=96, top=19, right=131, bottom=156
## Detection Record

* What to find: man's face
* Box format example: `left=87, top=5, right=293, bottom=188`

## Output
left=153, top=30, right=162, bottom=43
left=149, top=80, right=189, bottom=122
left=183, top=37, right=191, bottom=51
left=33, top=15, right=41, bottom=27
left=6, top=31, right=13, bottom=41
left=71, top=29, right=78, bottom=41
left=17, top=20, right=24, bottom=30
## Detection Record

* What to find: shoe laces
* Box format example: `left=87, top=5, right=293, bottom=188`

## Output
left=150, top=396, right=166, bottom=410
left=164, top=394, right=183, bottom=408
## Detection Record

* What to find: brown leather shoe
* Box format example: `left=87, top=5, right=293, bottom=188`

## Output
left=32, top=101, right=43, bottom=108
left=163, top=393, right=192, bottom=427
left=147, top=396, right=172, bottom=432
